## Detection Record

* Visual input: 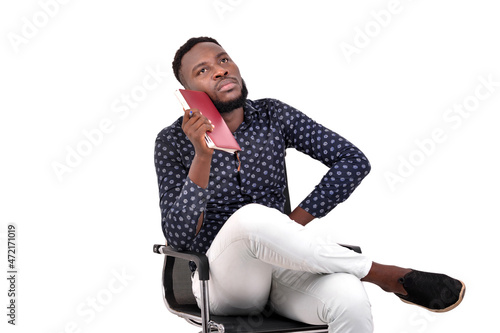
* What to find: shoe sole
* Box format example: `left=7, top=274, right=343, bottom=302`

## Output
left=398, top=280, right=466, bottom=313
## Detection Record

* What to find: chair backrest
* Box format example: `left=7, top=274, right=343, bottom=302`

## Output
left=165, top=256, right=197, bottom=305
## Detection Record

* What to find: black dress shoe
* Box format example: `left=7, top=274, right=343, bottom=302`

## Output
left=396, top=269, right=465, bottom=312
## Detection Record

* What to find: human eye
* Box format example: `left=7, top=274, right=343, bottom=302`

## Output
left=198, top=68, right=208, bottom=75
left=220, top=57, right=229, bottom=64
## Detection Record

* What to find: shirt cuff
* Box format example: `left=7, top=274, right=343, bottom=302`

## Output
left=299, top=189, right=339, bottom=219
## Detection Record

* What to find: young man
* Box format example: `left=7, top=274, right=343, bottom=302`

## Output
left=154, top=36, right=465, bottom=332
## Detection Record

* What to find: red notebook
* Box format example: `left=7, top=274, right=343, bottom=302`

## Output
left=174, top=89, right=241, bottom=154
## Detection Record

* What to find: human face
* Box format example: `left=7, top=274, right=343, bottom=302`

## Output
left=179, top=42, right=244, bottom=105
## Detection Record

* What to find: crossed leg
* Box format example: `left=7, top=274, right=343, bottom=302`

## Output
left=192, top=203, right=464, bottom=332
left=192, top=204, right=374, bottom=331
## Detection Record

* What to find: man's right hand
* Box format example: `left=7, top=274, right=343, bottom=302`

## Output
left=181, top=108, right=214, bottom=189
left=181, top=108, right=215, bottom=157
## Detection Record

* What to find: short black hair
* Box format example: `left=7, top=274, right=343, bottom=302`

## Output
left=172, top=36, right=221, bottom=86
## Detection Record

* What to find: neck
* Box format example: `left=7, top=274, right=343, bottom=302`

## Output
left=221, top=107, right=244, bottom=133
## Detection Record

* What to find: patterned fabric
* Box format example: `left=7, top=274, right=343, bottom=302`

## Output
left=154, top=98, right=371, bottom=253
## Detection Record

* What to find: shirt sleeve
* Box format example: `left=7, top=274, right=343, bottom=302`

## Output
left=154, top=133, right=210, bottom=251
left=275, top=100, right=371, bottom=218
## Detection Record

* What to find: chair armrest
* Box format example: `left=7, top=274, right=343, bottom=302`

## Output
left=339, top=244, right=362, bottom=254
left=153, top=244, right=210, bottom=281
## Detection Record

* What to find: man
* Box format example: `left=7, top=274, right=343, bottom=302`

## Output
left=154, top=36, right=465, bottom=332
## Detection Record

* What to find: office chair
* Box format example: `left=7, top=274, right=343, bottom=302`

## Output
left=153, top=167, right=362, bottom=332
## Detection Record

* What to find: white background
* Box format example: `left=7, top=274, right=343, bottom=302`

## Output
left=1, top=0, right=499, bottom=332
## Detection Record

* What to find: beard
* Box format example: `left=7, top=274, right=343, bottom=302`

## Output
left=212, top=79, right=248, bottom=114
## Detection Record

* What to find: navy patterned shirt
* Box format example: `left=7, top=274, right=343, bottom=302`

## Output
left=154, top=98, right=371, bottom=253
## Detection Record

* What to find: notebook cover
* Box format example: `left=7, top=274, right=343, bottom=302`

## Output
left=175, top=89, right=241, bottom=153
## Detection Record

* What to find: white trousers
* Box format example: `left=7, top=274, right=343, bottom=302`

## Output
left=192, top=204, right=374, bottom=333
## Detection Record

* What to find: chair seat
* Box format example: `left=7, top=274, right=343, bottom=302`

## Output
left=171, top=303, right=327, bottom=332
left=209, top=313, right=328, bottom=332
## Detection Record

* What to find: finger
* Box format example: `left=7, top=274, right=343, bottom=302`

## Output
left=186, top=112, right=206, bottom=128
left=182, top=109, right=214, bottom=140
left=187, top=111, right=212, bottom=130
left=191, top=117, right=214, bottom=134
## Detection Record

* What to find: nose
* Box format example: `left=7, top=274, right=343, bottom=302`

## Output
left=213, top=66, right=228, bottom=80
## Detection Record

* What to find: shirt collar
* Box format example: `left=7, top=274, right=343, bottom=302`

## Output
left=238, top=99, right=259, bottom=131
